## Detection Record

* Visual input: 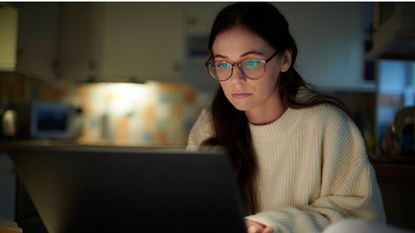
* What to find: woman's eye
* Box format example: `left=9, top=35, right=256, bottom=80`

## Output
left=245, top=60, right=261, bottom=69
left=217, top=63, right=231, bottom=69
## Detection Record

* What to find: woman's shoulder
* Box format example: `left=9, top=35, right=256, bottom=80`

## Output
left=186, top=107, right=215, bottom=150
left=296, top=103, right=350, bottom=124
left=311, top=103, right=348, bottom=118
left=305, top=104, right=363, bottom=144
left=194, top=107, right=214, bottom=129
left=295, top=88, right=350, bottom=120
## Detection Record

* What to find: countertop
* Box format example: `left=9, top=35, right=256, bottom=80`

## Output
left=0, top=139, right=187, bottom=156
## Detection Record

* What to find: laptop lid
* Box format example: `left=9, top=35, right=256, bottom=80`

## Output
left=6, top=145, right=247, bottom=233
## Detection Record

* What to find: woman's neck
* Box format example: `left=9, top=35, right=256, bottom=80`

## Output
left=245, top=93, right=287, bottom=125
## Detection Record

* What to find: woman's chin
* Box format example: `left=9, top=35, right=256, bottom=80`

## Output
left=230, top=101, right=252, bottom=112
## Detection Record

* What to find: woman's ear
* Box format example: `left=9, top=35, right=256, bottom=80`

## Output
left=280, top=50, right=292, bottom=72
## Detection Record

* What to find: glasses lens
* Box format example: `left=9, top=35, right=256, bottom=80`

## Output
left=207, top=62, right=219, bottom=80
left=207, top=62, right=232, bottom=81
left=242, top=59, right=265, bottom=79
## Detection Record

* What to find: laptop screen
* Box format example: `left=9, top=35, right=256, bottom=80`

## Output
left=7, top=145, right=247, bottom=233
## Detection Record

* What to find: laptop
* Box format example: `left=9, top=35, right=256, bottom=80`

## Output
left=6, top=144, right=247, bottom=233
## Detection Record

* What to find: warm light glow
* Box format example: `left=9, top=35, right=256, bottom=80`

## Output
left=105, top=83, right=150, bottom=116
left=77, top=81, right=199, bottom=146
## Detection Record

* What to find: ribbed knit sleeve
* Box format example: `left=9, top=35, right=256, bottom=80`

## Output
left=245, top=105, right=386, bottom=233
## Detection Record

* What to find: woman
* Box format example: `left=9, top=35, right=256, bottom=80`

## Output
left=187, top=2, right=385, bottom=233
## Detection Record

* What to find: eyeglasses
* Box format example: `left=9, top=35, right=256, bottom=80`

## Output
left=205, top=52, right=279, bottom=81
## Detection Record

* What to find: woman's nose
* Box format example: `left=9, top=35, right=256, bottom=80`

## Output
left=230, top=65, right=246, bottom=83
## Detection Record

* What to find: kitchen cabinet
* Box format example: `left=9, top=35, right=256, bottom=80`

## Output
left=0, top=4, right=18, bottom=71
left=14, top=3, right=59, bottom=80
left=58, top=3, right=98, bottom=82
left=185, top=2, right=228, bottom=36
left=371, top=161, right=415, bottom=230
left=366, top=2, right=415, bottom=60
left=59, top=3, right=185, bottom=83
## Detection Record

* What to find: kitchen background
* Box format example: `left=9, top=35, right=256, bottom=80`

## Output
left=0, top=2, right=415, bottom=232
left=0, top=2, right=413, bottom=149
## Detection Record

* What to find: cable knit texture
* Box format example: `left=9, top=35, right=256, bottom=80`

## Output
left=187, top=103, right=386, bottom=233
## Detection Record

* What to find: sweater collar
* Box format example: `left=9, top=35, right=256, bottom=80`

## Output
left=248, top=107, right=299, bottom=140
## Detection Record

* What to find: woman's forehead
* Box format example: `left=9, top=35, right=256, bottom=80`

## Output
left=212, top=26, right=273, bottom=56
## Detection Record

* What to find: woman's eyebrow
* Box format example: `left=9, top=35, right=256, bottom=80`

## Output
left=213, top=50, right=265, bottom=59
left=213, top=54, right=228, bottom=59
left=241, top=50, right=265, bottom=56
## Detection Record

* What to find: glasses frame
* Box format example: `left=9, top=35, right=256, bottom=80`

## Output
left=205, top=51, right=279, bottom=81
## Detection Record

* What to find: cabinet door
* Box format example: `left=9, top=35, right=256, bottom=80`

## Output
left=59, top=3, right=100, bottom=81
left=97, top=3, right=185, bottom=82
left=185, top=2, right=228, bottom=36
left=15, top=3, right=59, bottom=80
left=0, top=5, right=17, bottom=71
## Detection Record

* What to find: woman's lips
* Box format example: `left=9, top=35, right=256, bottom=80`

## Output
left=232, top=93, right=252, bottom=98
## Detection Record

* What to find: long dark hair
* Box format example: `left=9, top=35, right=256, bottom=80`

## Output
left=203, top=2, right=348, bottom=214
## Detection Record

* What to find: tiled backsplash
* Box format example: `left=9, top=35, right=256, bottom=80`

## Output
left=76, top=82, right=201, bottom=146
left=0, top=72, right=202, bottom=146
left=0, top=72, right=75, bottom=105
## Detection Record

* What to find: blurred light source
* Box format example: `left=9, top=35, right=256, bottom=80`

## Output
left=107, top=83, right=149, bottom=116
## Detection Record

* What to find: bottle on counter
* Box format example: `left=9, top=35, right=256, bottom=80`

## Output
left=0, top=100, right=17, bottom=140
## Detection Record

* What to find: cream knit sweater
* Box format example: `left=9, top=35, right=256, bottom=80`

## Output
left=187, top=104, right=386, bottom=233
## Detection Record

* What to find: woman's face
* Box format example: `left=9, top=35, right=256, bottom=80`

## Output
left=212, top=26, right=290, bottom=115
